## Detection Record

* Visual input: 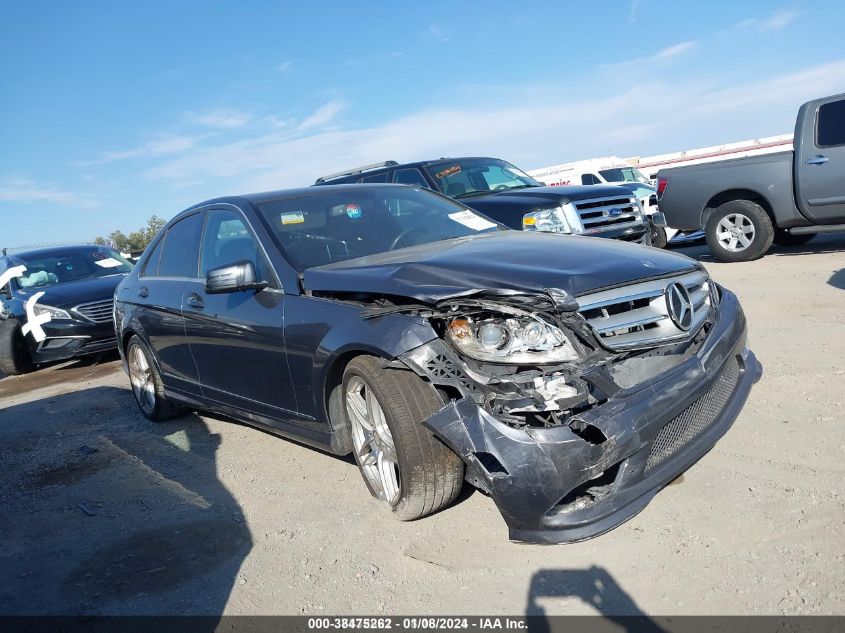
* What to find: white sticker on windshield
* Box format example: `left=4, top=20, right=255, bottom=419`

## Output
left=94, top=257, right=123, bottom=268
left=448, top=211, right=497, bottom=231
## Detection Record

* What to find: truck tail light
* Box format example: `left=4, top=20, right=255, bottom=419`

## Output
left=656, top=177, right=669, bottom=200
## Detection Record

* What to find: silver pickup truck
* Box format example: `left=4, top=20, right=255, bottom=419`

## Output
left=656, top=93, right=845, bottom=262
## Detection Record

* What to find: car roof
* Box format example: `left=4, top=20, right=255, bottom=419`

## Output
left=315, top=156, right=505, bottom=183
left=182, top=183, right=419, bottom=213
left=2, top=245, right=106, bottom=260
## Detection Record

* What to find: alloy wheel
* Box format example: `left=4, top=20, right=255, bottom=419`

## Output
left=128, top=344, right=156, bottom=415
left=716, top=213, right=755, bottom=252
left=345, top=376, right=401, bottom=505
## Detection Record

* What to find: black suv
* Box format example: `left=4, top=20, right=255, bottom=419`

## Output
left=0, top=245, right=133, bottom=375
left=315, top=156, right=652, bottom=244
left=115, top=184, right=760, bottom=543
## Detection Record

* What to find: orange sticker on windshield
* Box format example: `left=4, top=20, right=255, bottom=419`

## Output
left=435, top=165, right=461, bottom=179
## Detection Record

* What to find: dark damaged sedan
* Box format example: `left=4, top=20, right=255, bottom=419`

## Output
left=114, top=184, right=761, bottom=543
left=0, top=245, right=132, bottom=375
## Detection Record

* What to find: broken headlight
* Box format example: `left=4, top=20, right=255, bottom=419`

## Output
left=446, top=315, right=580, bottom=363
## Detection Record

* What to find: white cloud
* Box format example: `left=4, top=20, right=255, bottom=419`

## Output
left=426, top=25, right=450, bottom=43
left=136, top=59, right=845, bottom=198
left=295, top=100, right=345, bottom=132
left=72, top=134, right=207, bottom=166
left=759, top=9, right=799, bottom=31
left=186, top=108, right=251, bottom=129
left=0, top=178, right=99, bottom=207
left=278, top=61, right=293, bottom=72
left=602, top=40, right=697, bottom=68
left=720, top=8, right=799, bottom=35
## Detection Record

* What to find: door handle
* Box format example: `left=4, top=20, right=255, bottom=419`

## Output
left=805, top=155, right=829, bottom=165
left=138, top=286, right=149, bottom=298
left=186, top=293, right=205, bottom=310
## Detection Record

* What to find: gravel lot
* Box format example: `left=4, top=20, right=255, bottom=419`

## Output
left=1, top=235, right=843, bottom=617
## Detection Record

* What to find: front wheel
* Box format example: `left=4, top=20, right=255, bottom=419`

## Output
left=343, top=356, right=464, bottom=520
left=705, top=200, right=774, bottom=262
left=0, top=319, right=33, bottom=376
left=649, top=223, right=668, bottom=249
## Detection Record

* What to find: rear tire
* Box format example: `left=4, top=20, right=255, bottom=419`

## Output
left=126, top=335, right=184, bottom=422
left=0, top=319, right=33, bottom=376
left=343, top=356, right=464, bottom=521
left=705, top=200, right=774, bottom=262
left=650, top=223, right=668, bottom=249
left=772, top=230, right=815, bottom=247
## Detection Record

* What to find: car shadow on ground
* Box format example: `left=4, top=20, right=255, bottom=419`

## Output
left=828, top=269, right=845, bottom=290
left=0, top=351, right=121, bottom=397
left=671, top=233, right=845, bottom=263
left=0, top=386, right=252, bottom=618
left=525, top=566, right=664, bottom=632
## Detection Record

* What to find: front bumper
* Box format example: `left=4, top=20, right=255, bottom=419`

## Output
left=423, top=289, right=761, bottom=543
left=26, top=319, right=117, bottom=363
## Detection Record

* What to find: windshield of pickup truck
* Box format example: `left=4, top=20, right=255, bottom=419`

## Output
left=425, top=158, right=543, bottom=199
left=256, top=185, right=503, bottom=271
left=10, top=246, right=133, bottom=289
left=599, top=166, right=650, bottom=184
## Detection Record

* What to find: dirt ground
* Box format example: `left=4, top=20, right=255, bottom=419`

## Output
left=1, top=235, right=843, bottom=617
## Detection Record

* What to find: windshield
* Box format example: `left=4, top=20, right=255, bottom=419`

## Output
left=598, top=166, right=650, bottom=184
left=255, top=186, right=503, bottom=271
left=11, top=246, right=134, bottom=289
left=424, top=158, right=542, bottom=198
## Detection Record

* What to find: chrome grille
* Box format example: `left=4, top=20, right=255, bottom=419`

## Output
left=73, top=300, right=114, bottom=323
left=577, top=270, right=711, bottom=350
left=645, top=357, right=741, bottom=473
left=574, top=196, right=642, bottom=234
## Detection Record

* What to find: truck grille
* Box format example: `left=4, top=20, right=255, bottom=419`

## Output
left=645, top=357, right=742, bottom=473
left=577, top=270, right=712, bottom=350
left=73, top=300, right=114, bottom=323
left=574, top=196, right=642, bottom=234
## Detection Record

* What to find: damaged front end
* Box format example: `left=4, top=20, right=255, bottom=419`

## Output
left=384, top=275, right=761, bottom=543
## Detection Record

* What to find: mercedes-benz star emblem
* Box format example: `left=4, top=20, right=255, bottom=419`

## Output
left=666, top=282, right=694, bottom=331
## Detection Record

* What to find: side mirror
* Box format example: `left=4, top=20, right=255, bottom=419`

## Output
left=205, top=260, right=267, bottom=295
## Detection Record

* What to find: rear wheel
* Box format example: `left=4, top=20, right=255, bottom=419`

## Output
left=343, top=356, right=464, bottom=520
left=705, top=200, right=774, bottom=262
left=772, top=230, right=815, bottom=247
left=649, top=223, right=668, bottom=249
left=126, top=335, right=183, bottom=422
left=0, top=319, right=33, bottom=376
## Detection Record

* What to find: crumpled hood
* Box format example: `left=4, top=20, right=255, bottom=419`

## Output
left=303, top=231, right=700, bottom=304
left=15, top=274, right=125, bottom=309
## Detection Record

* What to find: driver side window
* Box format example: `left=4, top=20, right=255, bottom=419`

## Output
left=201, top=209, right=272, bottom=284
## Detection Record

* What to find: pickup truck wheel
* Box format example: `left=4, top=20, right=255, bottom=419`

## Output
left=772, top=230, right=815, bottom=247
left=343, top=356, right=464, bottom=521
left=126, top=335, right=184, bottom=422
left=0, top=319, right=34, bottom=376
left=705, top=200, right=774, bottom=262
left=650, top=224, right=668, bottom=249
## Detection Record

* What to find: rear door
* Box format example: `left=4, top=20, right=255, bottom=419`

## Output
left=181, top=206, right=300, bottom=422
left=795, top=94, right=845, bottom=223
left=132, top=212, right=204, bottom=396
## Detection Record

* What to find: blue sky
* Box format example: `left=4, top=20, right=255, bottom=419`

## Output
left=2, top=0, right=844, bottom=245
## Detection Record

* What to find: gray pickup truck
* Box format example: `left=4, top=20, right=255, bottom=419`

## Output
left=656, top=93, right=845, bottom=262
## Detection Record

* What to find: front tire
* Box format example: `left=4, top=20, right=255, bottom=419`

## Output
left=126, top=335, right=183, bottom=422
left=650, top=223, right=668, bottom=249
left=0, top=319, right=33, bottom=376
left=705, top=200, right=774, bottom=262
left=343, top=356, right=464, bottom=521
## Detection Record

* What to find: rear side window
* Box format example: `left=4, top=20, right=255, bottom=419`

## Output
left=817, top=99, right=845, bottom=147
left=359, top=172, right=388, bottom=183
left=392, top=168, right=429, bottom=187
left=581, top=173, right=601, bottom=185
left=157, top=213, right=203, bottom=278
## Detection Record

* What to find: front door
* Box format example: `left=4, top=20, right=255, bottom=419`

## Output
left=181, top=207, right=300, bottom=422
left=795, top=95, right=845, bottom=223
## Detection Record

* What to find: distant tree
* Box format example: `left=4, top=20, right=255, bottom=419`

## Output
left=95, top=215, right=167, bottom=253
